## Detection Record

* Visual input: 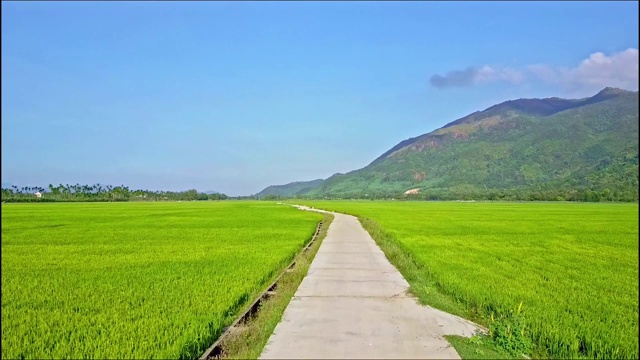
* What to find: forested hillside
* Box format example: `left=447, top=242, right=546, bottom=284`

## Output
left=262, top=88, right=638, bottom=202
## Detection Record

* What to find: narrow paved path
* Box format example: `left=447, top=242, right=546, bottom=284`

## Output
left=260, top=206, right=482, bottom=359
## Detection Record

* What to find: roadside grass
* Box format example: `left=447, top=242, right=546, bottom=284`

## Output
left=218, top=212, right=334, bottom=359
left=445, top=335, right=513, bottom=359
left=299, top=201, right=639, bottom=359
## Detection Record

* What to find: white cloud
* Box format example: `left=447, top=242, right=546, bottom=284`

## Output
left=528, top=48, right=638, bottom=94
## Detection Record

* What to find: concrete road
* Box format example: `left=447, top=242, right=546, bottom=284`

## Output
left=260, top=207, right=483, bottom=359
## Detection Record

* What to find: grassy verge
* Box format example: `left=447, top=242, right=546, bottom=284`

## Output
left=445, top=335, right=514, bottom=359
left=218, top=212, right=334, bottom=359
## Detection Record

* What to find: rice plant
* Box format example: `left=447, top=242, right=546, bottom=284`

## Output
left=300, top=201, right=639, bottom=359
left=1, top=201, right=322, bottom=359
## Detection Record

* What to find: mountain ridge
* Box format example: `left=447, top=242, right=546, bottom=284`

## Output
left=255, top=179, right=325, bottom=198
left=373, top=87, right=627, bottom=165
left=257, top=87, right=639, bottom=201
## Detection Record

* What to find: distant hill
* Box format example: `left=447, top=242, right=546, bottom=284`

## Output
left=264, top=87, right=638, bottom=201
left=255, top=179, right=325, bottom=198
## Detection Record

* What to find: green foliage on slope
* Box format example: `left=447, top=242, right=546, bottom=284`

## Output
left=303, top=88, right=638, bottom=201
left=255, top=179, right=325, bottom=198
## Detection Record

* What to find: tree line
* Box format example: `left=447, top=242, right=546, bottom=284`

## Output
left=258, top=184, right=638, bottom=202
left=1, top=184, right=228, bottom=202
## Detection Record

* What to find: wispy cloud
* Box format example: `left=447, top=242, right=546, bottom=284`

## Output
left=429, top=65, right=524, bottom=89
left=430, top=48, right=639, bottom=94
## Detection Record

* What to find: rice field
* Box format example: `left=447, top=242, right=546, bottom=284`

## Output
left=299, top=201, right=639, bottom=359
left=1, top=201, right=322, bottom=359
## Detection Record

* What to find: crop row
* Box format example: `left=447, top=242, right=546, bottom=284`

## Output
left=1, top=202, right=322, bottom=359
left=301, top=201, right=639, bottom=359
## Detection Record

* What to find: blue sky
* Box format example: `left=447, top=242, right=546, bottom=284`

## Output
left=2, top=1, right=638, bottom=196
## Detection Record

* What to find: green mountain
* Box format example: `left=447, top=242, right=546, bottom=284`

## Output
left=312, top=87, right=639, bottom=201
left=255, top=179, right=325, bottom=198
left=261, top=87, right=639, bottom=201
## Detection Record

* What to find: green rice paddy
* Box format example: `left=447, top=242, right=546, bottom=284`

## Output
left=2, top=200, right=637, bottom=359
left=299, top=201, right=639, bottom=359
left=1, top=202, right=322, bottom=359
